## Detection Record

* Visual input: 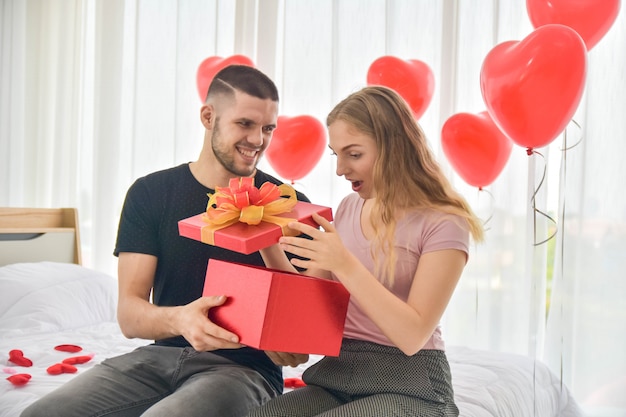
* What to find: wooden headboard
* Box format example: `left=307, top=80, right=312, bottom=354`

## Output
left=0, top=207, right=82, bottom=266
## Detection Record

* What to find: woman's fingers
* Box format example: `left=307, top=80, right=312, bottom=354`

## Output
left=311, top=212, right=336, bottom=232
left=279, top=239, right=315, bottom=260
left=278, top=215, right=341, bottom=270
left=285, top=213, right=336, bottom=237
left=285, top=221, right=318, bottom=237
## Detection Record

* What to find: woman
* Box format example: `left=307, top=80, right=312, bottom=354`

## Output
left=250, top=86, right=484, bottom=417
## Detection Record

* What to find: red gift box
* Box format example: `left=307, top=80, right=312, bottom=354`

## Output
left=203, top=259, right=350, bottom=356
left=178, top=201, right=332, bottom=255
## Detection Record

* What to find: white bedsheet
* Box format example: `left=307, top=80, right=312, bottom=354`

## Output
left=1, top=322, right=144, bottom=416
left=447, top=346, right=582, bottom=417
left=0, top=262, right=584, bottom=417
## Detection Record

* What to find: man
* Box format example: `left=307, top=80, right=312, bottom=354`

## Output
left=21, top=65, right=309, bottom=417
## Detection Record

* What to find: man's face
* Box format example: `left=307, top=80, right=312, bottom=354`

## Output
left=211, top=91, right=278, bottom=177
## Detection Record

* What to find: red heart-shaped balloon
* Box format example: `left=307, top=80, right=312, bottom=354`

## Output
left=441, top=111, right=513, bottom=189
left=265, top=115, right=327, bottom=183
left=367, top=56, right=435, bottom=120
left=527, top=0, right=621, bottom=51
left=480, top=24, right=587, bottom=151
left=196, top=55, right=255, bottom=102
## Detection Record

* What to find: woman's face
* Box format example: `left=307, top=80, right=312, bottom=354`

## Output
left=328, top=119, right=378, bottom=199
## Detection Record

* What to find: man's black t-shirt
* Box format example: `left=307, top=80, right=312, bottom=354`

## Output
left=114, top=163, right=310, bottom=394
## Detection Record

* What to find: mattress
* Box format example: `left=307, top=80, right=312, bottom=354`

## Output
left=0, top=262, right=583, bottom=417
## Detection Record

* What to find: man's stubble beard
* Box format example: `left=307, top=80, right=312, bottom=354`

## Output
left=211, top=118, right=259, bottom=178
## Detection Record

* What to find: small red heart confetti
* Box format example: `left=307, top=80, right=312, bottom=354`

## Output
left=284, top=377, right=306, bottom=388
left=3, top=367, right=17, bottom=374
left=7, top=373, right=31, bottom=386
left=62, top=355, right=93, bottom=365
left=8, top=350, right=33, bottom=367
left=47, top=363, right=78, bottom=375
left=54, top=344, right=82, bottom=353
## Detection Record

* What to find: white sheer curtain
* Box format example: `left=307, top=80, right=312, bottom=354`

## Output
left=1, top=1, right=625, bottom=415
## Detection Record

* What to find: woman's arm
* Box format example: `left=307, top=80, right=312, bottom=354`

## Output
left=259, top=244, right=298, bottom=272
left=331, top=248, right=465, bottom=355
left=278, top=213, right=466, bottom=355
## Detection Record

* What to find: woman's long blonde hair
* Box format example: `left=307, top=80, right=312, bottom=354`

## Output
left=327, top=86, right=484, bottom=285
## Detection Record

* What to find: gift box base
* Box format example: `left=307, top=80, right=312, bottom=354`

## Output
left=203, top=259, right=349, bottom=356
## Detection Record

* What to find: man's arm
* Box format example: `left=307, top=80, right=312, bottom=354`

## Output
left=116, top=252, right=242, bottom=351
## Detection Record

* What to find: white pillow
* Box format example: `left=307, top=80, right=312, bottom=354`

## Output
left=0, top=262, right=118, bottom=332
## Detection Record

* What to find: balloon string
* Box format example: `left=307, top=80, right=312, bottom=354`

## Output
left=557, top=124, right=568, bottom=395
left=560, top=119, right=582, bottom=152
left=532, top=342, right=537, bottom=417
left=477, top=187, right=495, bottom=232
left=526, top=145, right=555, bottom=417
left=559, top=133, right=567, bottom=395
left=527, top=149, right=557, bottom=246
left=474, top=187, right=495, bottom=325
left=556, top=119, right=582, bottom=393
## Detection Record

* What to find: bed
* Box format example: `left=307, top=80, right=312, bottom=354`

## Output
left=0, top=207, right=584, bottom=417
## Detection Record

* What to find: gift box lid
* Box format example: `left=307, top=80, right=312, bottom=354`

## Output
left=179, top=201, right=332, bottom=254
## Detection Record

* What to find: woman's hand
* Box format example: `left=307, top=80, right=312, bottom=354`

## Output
left=280, top=213, right=354, bottom=275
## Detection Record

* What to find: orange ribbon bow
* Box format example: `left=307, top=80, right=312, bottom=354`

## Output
left=200, top=177, right=298, bottom=245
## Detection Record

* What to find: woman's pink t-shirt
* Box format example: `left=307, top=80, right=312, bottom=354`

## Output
left=332, top=193, right=470, bottom=350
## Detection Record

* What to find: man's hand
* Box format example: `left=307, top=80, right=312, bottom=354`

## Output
left=178, top=296, right=243, bottom=352
left=264, top=351, right=309, bottom=367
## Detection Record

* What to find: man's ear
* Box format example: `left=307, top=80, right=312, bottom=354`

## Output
left=200, top=104, right=214, bottom=130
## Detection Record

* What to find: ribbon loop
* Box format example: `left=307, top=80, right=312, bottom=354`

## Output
left=201, top=178, right=297, bottom=245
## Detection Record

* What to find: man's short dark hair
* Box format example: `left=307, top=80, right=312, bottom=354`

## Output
left=206, top=65, right=279, bottom=103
